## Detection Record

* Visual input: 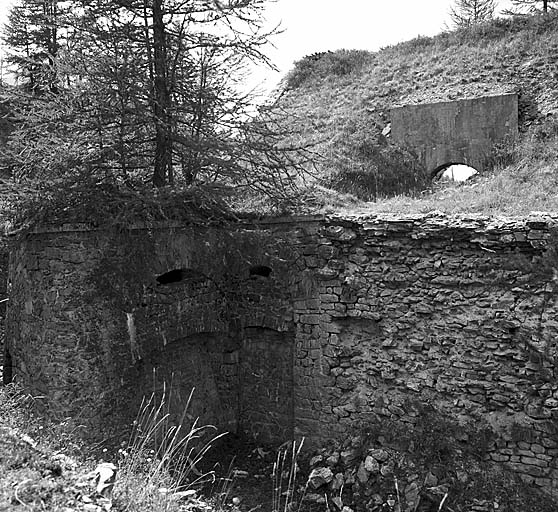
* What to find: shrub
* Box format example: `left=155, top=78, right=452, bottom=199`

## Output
left=531, top=115, right=558, bottom=142
left=286, top=50, right=371, bottom=89
left=485, top=136, right=519, bottom=170
left=325, top=138, right=428, bottom=201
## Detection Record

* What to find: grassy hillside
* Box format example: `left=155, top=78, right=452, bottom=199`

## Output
left=273, top=13, right=558, bottom=212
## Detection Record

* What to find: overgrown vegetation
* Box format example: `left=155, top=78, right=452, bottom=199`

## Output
left=0, top=382, right=236, bottom=512
left=273, top=11, right=558, bottom=209
left=114, top=392, right=225, bottom=512
left=4, top=6, right=558, bottom=512
left=285, top=50, right=372, bottom=90
left=324, top=138, right=426, bottom=201
left=0, top=0, right=316, bottom=218
left=5, top=178, right=236, bottom=234
left=3, top=9, right=558, bottom=222
left=346, top=115, right=558, bottom=216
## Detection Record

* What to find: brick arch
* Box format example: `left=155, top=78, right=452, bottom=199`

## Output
left=145, top=331, right=239, bottom=433
left=242, top=313, right=292, bottom=332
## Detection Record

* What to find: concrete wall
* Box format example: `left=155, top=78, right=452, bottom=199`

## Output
left=391, top=94, right=518, bottom=173
left=5, top=213, right=558, bottom=492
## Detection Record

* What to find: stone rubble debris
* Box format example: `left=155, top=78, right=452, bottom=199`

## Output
left=307, top=466, right=334, bottom=489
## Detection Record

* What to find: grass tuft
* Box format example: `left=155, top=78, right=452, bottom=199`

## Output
left=272, top=439, right=305, bottom=512
left=0, top=382, right=224, bottom=512
left=114, top=390, right=225, bottom=511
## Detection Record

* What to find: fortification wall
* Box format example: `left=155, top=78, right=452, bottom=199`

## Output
left=391, top=94, right=518, bottom=173
left=4, top=225, right=296, bottom=438
left=5, top=213, right=558, bottom=491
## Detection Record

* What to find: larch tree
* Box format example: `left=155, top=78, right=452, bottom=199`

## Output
left=450, top=0, right=496, bottom=27
left=2, top=0, right=314, bottom=200
left=2, top=0, right=67, bottom=93
left=504, top=0, right=557, bottom=13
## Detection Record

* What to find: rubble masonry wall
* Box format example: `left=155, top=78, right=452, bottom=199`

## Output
left=5, top=213, right=558, bottom=491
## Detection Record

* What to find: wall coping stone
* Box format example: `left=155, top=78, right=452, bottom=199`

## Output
left=12, top=211, right=558, bottom=237
left=392, top=91, right=518, bottom=108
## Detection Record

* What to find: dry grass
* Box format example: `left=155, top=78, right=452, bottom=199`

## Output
left=324, top=126, right=558, bottom=217
left=0, top=384, right=92, bottom=511
left=0, top=383, right=227, bottom=512
left=114, top=392, right=225, bottom=512
left=271, top=439, right=305, bottom=512
left=230, top=125, right=558, bottom=217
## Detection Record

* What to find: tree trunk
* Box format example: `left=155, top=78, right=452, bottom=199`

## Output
left=47, top=0, right=58, bottom=92
left=152, top=0, right=173, bottom=187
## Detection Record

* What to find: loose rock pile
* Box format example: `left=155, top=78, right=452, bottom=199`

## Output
left=301, top=433, right=522, bottom=512
left=305, top=437, right=448, bottom=512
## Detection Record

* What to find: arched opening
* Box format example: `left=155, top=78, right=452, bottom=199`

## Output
left=146, top=333, right=238, bottom=433
left=431, top=163, right=478, bottom=183
left=249, top=265, right=272, bottom=278
left=155, top=268, right=204, bottom=285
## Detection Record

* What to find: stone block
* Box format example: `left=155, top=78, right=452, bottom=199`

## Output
left=369, top=449, right=389, bottom=462
left=491, top=453, right=510, bottom=462
left=521, top=456, right=548, bottom=468
left=308, top=467, right=334, bottom=489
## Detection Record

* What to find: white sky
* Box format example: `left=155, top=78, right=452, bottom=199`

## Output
left=0, top=0, right=515, bottom=90
left=257, top=0, right=514, bottom=91
left=265, top=0, right=459, bottom=78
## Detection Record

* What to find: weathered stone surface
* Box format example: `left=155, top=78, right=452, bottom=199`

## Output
left=310, top=455, right=324, bottom=467
left=404, top=481, right=420, bottom=510
left=6, top=212, right=558, bottom=494
left=356, top=462, right=369, bottom=484
left=308, top=467, right=334, bottom=489
left=331, top=472, right=344, bottom=491
left=424, top=472, right=438, bottom=487
left=391, top=94, right=518, bottom=174
left=331, top=496, right=343, bottom=510
left=380, top=460, right=395, bottom=477
left=304, top=493, right=326, bottom=504
left=369, top=449, right=389, bottom=462
left=327, top=452, right=340, bottom=466
left=364, top=455, right=380, bottom=473
left=340, top=449, right=360, bottom=467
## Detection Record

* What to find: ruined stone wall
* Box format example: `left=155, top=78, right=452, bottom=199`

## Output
left=391, top=94, right=518, bottom=173
left=5, top=214, right=558, bottom=491
left=290, top=214, right=558, bottom=492
left=5, top=223, right=297, bottom=439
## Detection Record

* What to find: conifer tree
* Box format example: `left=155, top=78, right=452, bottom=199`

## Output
left=2, top=0, right=312, bottom=200
left=505, top=0, right=557, bottom=13
left=450, top=0, right=496, bottom=27
left=2, top=0, right=65, bottom=93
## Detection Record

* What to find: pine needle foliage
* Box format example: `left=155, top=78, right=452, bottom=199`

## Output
left=450, top=0, right=496, bottom=27
left=6, top=178, right=238, bottom=234
left=504, top=0, right=558, bottom=14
